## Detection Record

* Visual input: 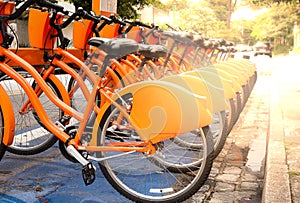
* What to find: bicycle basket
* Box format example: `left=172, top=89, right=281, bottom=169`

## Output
left=28, top=8, right=62, bottom=49
left=73, top=19, right=93, bottom=49
left=126, top=26, right=146, bottom=43
left=99, top=23, right=120, bottom=38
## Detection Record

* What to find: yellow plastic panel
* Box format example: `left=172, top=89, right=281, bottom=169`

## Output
left=221, top=60, right=252, bottom=77
left=182, top=69, right=236, bottom=99
left=105, top=80, right=213, bottom=143
left=161, top=74, right=226, bottom=113
left=213, top=63, right=249, bottom=86
left=225, top=60, right=257, bottom=74
left=202, top=66, right=242, bottom=92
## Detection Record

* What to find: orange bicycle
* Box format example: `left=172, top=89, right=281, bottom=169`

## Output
left=0, top=1, right=215, bottom=202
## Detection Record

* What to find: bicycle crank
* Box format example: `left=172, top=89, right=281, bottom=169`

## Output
left=66, top=145, right=97, bottom=185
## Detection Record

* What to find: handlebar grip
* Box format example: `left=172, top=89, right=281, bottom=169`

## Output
left=37, top=0, right=64, bottom=12
left=99, top=15, right=112, bottom=24
left=136, top=21, right=152, bottom=29
left=80, top=10, right=100, bottom=22
left=111, top=15, right=126, bottom=26
left=123, top=19, right=132, bottom=24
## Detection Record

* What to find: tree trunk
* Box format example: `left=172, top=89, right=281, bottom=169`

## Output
left=226, top=0, right=237, bottom=30
left=226, top=0, right=231, bottom=29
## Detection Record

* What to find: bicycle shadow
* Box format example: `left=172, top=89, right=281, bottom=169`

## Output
left=0, top=194, right=27, bottom=203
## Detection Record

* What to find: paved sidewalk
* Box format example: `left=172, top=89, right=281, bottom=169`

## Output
left=263, top=55, right=300, bottom=203
left=185, top=56, right=271, bottom=202
left=187, top=55, right=300, bottom=203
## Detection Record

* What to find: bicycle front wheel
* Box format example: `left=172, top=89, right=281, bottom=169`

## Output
left=0, top=106, right=7, bottom=161
left=96, top=101, right=214, bottom=203
left=0, top=71, right=63, bottom=155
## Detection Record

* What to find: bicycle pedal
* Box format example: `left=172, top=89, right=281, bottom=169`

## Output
left=82, top=162, right=96, bottom=186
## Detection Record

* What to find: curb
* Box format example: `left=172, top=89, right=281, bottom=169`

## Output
left=262, top=71, right=291, bottom=202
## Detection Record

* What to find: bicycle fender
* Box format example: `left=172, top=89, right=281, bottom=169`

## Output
left=0, top=84, right=15, bottom=146
left=221, top=61, right=252, bottom=76
left=48, top=74, right=71, bottom=106
left=213, top=63, right=249, bottom=85
left=202, top=66, right=243, bottom=93
left=224, top=60, right=256, bottom=75
left=161, top=74, right=227, bottom=114
left=93, top=80, right=213, bottom=144
left=182, top=70, right=236, bottom=100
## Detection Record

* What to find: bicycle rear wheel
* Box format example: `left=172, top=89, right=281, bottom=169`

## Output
left=0, top=71, right=63, bottom=155
left=96, top=97, right=214, bottom=203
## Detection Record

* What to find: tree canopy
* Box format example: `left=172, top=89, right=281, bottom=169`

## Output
left=116, top=0, right=162, bottom=19
left=66, top=0, right=91, bottom=11
left=64, top=0, right=299, bottom=53
left=66, top=0, right=161, bottom=19
left=251, top=3, right=297, bottom=44
left=248, top=0, right=298, bottom=6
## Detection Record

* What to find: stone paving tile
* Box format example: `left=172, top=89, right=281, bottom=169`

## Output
left=185, top=73, right=269, bottom=202
left=290, top=175, right=300, bottom=201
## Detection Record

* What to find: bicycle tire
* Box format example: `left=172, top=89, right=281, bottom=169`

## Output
left=209, top=111, right=228, bottom=158
left=172, top=111, right=227, bottom=159
left=147, top=129, right=214, bottom=173
left=0, top=71, right=62, bottom=155
left=96, top=94, right=214, bottom=202
left=226, top=98, right=237, bottom=134
left=0, top=106, right=7, bottom=161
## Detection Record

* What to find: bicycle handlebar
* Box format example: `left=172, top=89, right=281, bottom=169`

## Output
left=7, top=0, right=36, bottom=20
left=37, top=0, right=64, bottom=13
left=93, top=15, right=114, bottom=36
left=78, top=9, right=101, bottom=23
left=110, top=15, right=126, bottom=26
left=7, top=0, right=64, bottom=20
left=124, top=19, right=153, bottom=29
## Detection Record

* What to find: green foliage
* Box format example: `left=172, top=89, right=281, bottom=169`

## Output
left=117, top=0, right=162, bottom=19
left=66, top=0, right=92, bottom=11
left=161, top=1, right=224, bottom=37
left=288, top=170, right=300, bottom=175
left=273, top=44, right=291, bottom=54
left=66, top=0, right=161, bottom=19
left=250, top=3, right=297, bottom=47
left=175, top=6, right=219, bottom=36
left=206, top=0, right=230, bottom=22
left=249, top=0, right=297, bottom=5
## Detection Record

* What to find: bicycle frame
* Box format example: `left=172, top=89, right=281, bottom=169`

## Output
left=1, top=40, right=214, bottom=156
left=0, top=45, right=157, bottom=153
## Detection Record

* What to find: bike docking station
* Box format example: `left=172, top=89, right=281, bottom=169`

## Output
left=0, top=0, right=258, bottom=202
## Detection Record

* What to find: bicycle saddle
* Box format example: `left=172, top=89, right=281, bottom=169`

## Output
left=88, top=37, right=139, bottom=57
left=137, top=44, right=167, bottom=58
left=162, top=31, right=194, bottom=44
left=192, top=34, right=203, bottom=46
